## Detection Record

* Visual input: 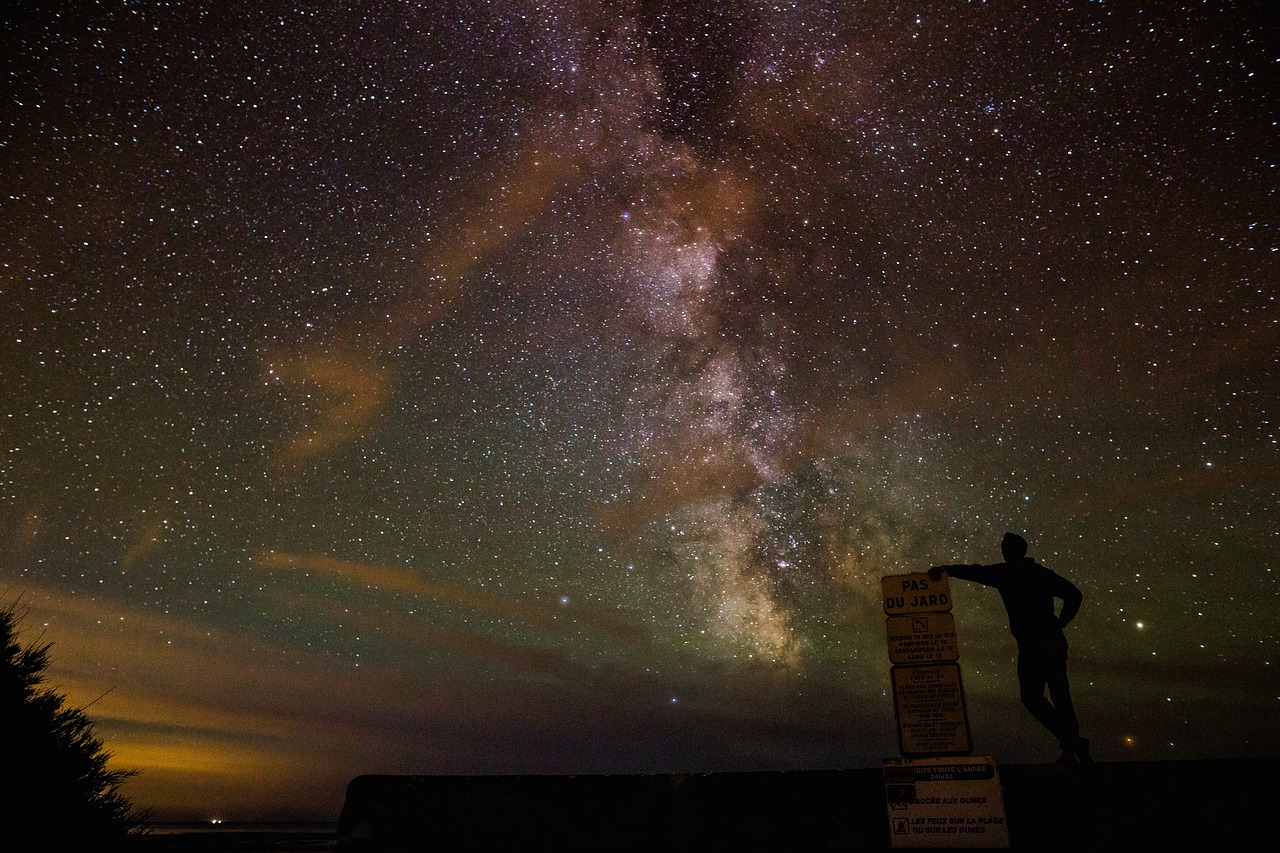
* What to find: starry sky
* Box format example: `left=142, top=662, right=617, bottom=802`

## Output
left=2, top=0, right=1276, bottom=822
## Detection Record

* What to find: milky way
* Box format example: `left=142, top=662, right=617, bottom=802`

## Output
left=2, top=1, right=1275, bottom=820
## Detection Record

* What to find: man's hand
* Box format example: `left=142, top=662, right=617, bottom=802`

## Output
left=927, top=566, right=946, bottom=582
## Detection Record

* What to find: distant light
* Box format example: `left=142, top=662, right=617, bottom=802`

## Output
left=1136, top=622, right=1144, bottom=629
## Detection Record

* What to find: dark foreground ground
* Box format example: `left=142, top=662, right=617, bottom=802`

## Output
left=131, top=758, right=1273, bottom=851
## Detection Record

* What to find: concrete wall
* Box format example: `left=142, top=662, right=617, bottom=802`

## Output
left=336, top=758, right=1275, bottom=850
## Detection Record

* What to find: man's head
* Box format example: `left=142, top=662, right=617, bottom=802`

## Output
left=1001, top=532, right=1028, bottom=561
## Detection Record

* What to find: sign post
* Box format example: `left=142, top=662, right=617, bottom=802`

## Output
left=881, top=573, right=971, bottom=756
left=880, top=571, right=1008, bottom=848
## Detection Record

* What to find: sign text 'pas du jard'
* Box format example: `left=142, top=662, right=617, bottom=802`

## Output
left=881, top=572, right=952, bottom=616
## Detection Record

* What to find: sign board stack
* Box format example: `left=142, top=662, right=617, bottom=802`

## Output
left=880, top=572, right=1009, bottom=848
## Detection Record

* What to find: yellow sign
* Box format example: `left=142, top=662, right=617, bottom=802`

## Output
left=884, top=756, right=1010, bottom=848
left=890, top=663, right=972, bottom=757
left=881, top=572, right=952, bottom=615
left=886, top=613, right=959, bottom=664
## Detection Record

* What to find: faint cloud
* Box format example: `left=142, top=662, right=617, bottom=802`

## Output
left=121, top=519, right=167, bottom=569
left=255, top=122, right=585, bottom=467
left=261, top=347, right=393, bottom=467
left=386, top=137, right=583, bottom=342
left=9, top=504, right=45, bottom=556
left=1065, top=461, right=1274, bottom=514
left=256, top=550, right=644, bottom=647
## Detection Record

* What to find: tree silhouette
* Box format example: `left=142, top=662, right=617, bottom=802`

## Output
left=1, top=600, right=147, bottom=841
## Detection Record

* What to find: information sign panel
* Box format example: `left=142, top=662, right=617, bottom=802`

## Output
left=883, top=756, right=1009, bottom=848
left=890, top=663, right=971, bottom=756
left=886, top=613, right=959, bottom=664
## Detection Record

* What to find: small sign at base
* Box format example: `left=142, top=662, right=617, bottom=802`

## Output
left=883, top=756, right=1009, bottom=848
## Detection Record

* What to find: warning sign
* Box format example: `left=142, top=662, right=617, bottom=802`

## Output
left=884, top=756, right=1009, bottom=848
left=882, top=573, right=953, bottom=616
left=886, top=613, right=959, bottom=664
left=890, top=663, right=971, bottom=756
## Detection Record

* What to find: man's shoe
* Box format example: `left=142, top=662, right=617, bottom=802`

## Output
left=1075, top=737, right=1093, bottom=765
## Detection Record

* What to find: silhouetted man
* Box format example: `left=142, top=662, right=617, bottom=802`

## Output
left=929, top=532, right=1092, bottom=765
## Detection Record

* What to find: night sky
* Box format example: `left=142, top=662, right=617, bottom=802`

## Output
left=2, top=0, right=1276, bottom=822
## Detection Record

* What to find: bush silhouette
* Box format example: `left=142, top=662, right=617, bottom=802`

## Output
left=1, top=601, right=147, bottom=840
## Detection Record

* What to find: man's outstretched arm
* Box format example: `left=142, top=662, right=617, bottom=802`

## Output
left=928, top=564, right=997, bottom=584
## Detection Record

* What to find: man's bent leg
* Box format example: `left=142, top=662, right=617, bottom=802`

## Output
left=1046, top=660, right=1079, bottom=745
left=1017, top=651, right=1071, bottom=746
left=1046, top=659, right=1092, bottom=763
